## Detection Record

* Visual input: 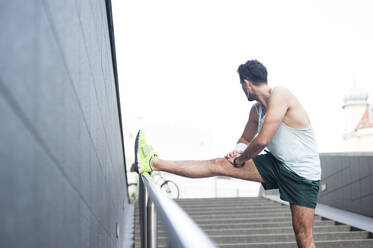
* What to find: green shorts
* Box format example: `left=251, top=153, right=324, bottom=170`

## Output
left=253, top=151, right=320, bottom=209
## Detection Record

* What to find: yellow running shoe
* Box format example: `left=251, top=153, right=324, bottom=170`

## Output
left=135, top=130, right=157, bottom=174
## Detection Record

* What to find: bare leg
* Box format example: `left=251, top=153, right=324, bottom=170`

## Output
left=290, top=204, right=316, bottom=248
left=151, top=157, right=264, bottom=182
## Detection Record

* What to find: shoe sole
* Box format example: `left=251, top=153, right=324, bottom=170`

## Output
left=134, top=130, right=141, bottom=173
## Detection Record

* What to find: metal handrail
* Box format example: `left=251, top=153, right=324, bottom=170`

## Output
left=138, top=173, right=217, bottom=248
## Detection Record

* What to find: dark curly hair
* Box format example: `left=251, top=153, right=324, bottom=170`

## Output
left=237, top=60, right=268, bottom=85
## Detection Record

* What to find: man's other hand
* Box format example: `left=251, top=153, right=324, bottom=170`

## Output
left=225, top=151, right=242, bottom=165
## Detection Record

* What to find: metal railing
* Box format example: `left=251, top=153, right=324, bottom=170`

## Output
left=138, top=173, right=217, bottom=248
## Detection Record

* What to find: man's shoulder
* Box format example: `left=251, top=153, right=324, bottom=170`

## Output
left=271, top=86, right=293, bottom=100
left=272, top=86, right=291, bottom=94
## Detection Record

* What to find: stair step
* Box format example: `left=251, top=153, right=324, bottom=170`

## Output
left=187, top=212, right=293, bottom=219
left=194, top=220, right=336, bottom=229
left=157, top=225, right=352, bottom=235
left=183, top=208, right=291, bottom=215
left=154, top=231, right=370, bottom=246
left=189, top=215, right=321, bottom=223
left=178, top=202, right=284, bottom=208
left=152, top=221, right=337, bottom=233
left=180, top=205, right=288, bottom=211
left=213, top=231, right=370, bottom=243
left=133, top=209, right=292, bottom=218
left=213, top=239, right=373, bottom=248
left=191, top=216, right=320, bottom=225
left=134, top=207, right=291, bottom=217
left=177, top=202, right=281, bottom=208
left=175, top=197, right=269, bottom=203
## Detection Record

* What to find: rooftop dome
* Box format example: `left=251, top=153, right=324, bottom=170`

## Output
left=343, top=83, right=369, bottom=105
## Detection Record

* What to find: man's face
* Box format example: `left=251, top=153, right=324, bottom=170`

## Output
left=241, top=80, right=255, bottom=101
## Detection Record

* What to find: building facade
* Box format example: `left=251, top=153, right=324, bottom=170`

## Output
left=343, top=83, right=373, bottom=151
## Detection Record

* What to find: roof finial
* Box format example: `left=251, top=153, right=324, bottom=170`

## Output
left=343, top=74, right=369, bottom=106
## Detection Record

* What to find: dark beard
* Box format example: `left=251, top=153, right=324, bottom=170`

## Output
left=247, top=94, right=255, bottom=101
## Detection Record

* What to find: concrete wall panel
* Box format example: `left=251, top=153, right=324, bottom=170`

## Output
left=0, top=1, right=130, bottom=247
left=319, top=153, right=373, bottom=217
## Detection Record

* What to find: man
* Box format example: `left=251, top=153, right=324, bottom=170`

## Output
left=135, top=59, right=321, bottom=248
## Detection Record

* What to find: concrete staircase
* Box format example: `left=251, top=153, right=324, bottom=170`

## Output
left=134, top=197, right=373, bottom=247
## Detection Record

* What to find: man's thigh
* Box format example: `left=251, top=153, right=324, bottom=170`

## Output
left=290, top=203, right=315, bottom=234
left=215, top=158, right=264, bottom=183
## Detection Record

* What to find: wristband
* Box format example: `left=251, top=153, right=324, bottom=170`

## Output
left=234, top=143, right=248, bottom=152
left=233, top=157, right=245, bottom=168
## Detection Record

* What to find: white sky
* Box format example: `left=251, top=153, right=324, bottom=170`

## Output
left=112, top=0, right=373, bottom=164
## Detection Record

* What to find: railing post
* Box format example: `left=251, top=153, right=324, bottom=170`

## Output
left=139, top=178, right=148, bottom=248
left=147, top=199, right=157, bottom=248
left=140, top=173, right=216, bottom=248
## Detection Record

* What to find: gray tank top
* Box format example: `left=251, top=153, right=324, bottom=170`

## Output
left=257, top=104, right=321, bottom=181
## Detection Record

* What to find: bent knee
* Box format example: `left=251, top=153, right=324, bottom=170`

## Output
left=210, top=158, right=230, bottom=175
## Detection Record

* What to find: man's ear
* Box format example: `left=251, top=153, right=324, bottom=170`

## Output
left=243, top=79, right=252, bottom=88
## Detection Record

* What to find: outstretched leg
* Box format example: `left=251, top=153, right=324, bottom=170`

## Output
left=151, top=157, right=264, bottom=182
left=290, top=204, right=316, bottom=248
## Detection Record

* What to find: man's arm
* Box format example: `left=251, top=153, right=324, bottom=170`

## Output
left=225, top=104, right=259, bottom=159
left=233, top=88, right=289, bottom=165
left=237, top=103, right=260, bottom=145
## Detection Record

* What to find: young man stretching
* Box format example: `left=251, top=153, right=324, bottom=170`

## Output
left=135, top=60, right=321, bottom=248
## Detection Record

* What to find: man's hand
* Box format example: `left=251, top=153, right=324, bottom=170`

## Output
left=225, top=150, right=242, bottom=165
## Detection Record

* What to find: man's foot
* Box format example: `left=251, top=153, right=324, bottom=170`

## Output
left=135, top=129, right=157, bottom=174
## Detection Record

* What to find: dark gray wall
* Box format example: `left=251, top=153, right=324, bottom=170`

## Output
left=319, top=153, right=373, bottom=217
left=0, top=1, right=131, bottom=247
